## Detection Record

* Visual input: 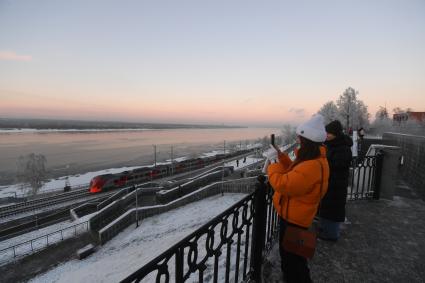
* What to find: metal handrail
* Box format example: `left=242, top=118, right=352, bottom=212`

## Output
left=0, top=221, right=89, bottom=265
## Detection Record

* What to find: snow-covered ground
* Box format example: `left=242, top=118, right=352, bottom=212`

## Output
left=225, top=155, right=263, bottom=170
left=29, top=193, right=248, bottom=283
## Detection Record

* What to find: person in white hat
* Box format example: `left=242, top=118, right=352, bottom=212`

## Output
left=267, top=114, right=330, bottom=283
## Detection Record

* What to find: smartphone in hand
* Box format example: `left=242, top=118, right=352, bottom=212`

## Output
left=270, top=134, right=280, bottom=152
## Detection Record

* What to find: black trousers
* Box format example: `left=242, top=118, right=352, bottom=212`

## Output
left=279, top=218, right=312, bottom=283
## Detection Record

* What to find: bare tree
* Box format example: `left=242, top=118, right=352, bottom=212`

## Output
left=318, top=101, right=340, bottom=124
left=392, top=107, right=413, bottom=115
left=16, top=153, right=47, bottom=195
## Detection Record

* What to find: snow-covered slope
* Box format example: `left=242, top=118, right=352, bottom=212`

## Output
left=29, top=193, right=247, bottom=283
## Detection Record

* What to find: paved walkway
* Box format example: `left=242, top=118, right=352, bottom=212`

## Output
left=263, top=181, right=425, bottom=282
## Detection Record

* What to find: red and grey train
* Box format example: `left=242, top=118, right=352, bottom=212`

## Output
left=89, top=149, right=251, bottom=193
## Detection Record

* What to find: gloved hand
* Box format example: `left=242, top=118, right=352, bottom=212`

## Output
left=262, top=145, right=279, bottom=160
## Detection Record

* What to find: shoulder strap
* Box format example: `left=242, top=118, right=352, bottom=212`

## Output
left=316, top=160, right=324, bottom=214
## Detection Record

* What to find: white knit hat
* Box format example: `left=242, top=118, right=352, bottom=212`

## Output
left=296, top=114, right=327, bottom=143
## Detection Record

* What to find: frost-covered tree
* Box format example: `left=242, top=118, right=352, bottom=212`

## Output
left=16, top=153, right=47, bottom=195
left=393, top=107, right=403, bottom=114
left=354, top=100, right=370, bottom=130
left=336, top=87, right=370, bottom=132
left=392, top=107, right=413, bottom=115
left=318, top=101, right=340, bottom=124
left=317, top=87, right=370, bottom=133
left=370, top=106, right=393, bottom=136
left=281, top=124, right=297, bottom=146
left=370, top=107, right=425, bottom=136
left=375, top=106, right=389, bottom=120
left=370, top=117, right=393, bottom=136
left=393, top=118, right=425, bottom=135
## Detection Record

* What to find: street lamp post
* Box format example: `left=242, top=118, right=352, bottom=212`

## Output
left=170, top=145, right=173, bottom=176
left=221, top=140, right=226, bottom=196
left=135, top=185, right=139, bottom=228
left=153, top=145, right=157, bottom=167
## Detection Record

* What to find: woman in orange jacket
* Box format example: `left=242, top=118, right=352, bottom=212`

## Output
left=267, top=114, right=330, bottom=283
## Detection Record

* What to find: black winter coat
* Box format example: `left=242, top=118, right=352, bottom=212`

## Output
left=319, top=134, right=353, bottom=222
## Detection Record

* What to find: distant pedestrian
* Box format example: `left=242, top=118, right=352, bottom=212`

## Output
left=243, top=156, right=246, bottom=163
left=318, top=120, right=353, bottom=241
left=358, top=127, right=365, bottom=140
left=236, top=159, right=239, bottom=167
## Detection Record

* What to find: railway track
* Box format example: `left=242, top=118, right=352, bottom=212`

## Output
left=0, top=188, right=91, bottom=218
left=0, top=194, right=112, bottom=241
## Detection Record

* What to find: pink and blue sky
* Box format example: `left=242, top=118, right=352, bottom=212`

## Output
left=1, top=0, right=424, bottom=126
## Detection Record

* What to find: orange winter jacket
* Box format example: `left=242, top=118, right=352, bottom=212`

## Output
left=267, top=146, right=329, bottom=228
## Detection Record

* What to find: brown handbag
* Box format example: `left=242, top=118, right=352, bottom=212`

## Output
left=282, top=160, right=324, bottom=259
left=282, top=225, right=317, bottom=259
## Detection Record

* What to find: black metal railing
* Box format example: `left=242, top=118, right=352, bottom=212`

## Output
left=264, top=179, right=279, bottom=253
left=120, top=176, right=273, bottom=283
left=121, top=192, right=255, bottom=282
left=348, top=152, right=384, bottom=200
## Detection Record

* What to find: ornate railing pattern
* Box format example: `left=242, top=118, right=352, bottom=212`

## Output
left=348, top=154, right=383, bottom=200
left=264, top=181, right=279, bottom=253
left=121, top=192, right=256, bottom=283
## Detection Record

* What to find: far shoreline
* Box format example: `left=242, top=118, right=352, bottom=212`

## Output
left=0, top=127, right=245, bottom=134
left=0, top=118, right=246, bottom=131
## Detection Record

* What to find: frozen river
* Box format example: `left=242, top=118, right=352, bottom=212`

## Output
left=0, top=127, right=277, bottom=184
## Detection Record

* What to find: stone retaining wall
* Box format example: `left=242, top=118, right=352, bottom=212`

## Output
left=383, top=132, right=425, bottom=200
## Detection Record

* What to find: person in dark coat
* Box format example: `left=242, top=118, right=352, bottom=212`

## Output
left=318, top=120, right=353, bottom=241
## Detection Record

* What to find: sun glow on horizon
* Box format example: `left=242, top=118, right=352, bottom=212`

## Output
left=1, top=1, right=424, bottom=125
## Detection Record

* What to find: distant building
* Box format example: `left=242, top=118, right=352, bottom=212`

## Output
left=393, top=111, right=425, bottom=125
